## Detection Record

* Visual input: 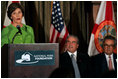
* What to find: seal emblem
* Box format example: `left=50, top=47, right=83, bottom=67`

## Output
left=95, top=20, right=117, bottom=53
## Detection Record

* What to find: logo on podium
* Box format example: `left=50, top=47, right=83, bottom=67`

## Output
left=16, top=52, right=38, bottom=64
left=15, top=50, right=55, bottom=66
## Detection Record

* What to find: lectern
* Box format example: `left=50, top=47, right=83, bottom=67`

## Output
left=1, top=43, right=59, bottom=78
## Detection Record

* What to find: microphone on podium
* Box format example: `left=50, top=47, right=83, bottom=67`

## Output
left=12, top=25, right=22, bottom=43
left=16, top=25, right=22, bottom=35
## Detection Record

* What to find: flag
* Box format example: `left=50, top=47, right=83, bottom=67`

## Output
left=88, top=1, right=117, bottom=56
left=3, top=1, right=25, bottom=28
left=50, top=1, right=69, bottom=52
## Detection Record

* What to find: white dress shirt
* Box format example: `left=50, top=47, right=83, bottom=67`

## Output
left=67, top=51, right=77, bottom=61
left=105, top=53, right=115, bottom=70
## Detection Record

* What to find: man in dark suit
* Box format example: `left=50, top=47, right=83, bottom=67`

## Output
left=59, top=35, right=91, bottom=78
left=91, top=35, right=117, bottom=78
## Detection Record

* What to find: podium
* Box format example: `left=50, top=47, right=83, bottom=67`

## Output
left=1, top=43, right=59, bottom=78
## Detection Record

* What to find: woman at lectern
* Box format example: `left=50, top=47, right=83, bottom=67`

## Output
left=1, top=3, right=35, bottom=47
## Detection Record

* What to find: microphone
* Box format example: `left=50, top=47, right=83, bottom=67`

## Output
left=16, top=25, right=22, bottom=35
left=11, top=25, right=22, bottom=43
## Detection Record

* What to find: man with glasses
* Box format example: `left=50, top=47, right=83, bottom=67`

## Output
left=91, top=35, right=117, bottom=78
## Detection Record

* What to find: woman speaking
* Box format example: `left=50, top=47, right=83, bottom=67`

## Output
left=1, top=3, right=35, bottom=47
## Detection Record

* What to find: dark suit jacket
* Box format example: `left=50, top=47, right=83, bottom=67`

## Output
left=91, top=53, right=117, bottom=78
left=59, top=51, right=91, bottom=78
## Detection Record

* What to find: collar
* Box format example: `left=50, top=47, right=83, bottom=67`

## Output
left=10, top=24, right=25, bottom=29
left=105, top=53, right=113, bottom=59
left=67, top=51, right=77, bottom=57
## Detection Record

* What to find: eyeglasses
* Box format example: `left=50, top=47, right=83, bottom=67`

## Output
left=104, top=44, right=114, bottom=47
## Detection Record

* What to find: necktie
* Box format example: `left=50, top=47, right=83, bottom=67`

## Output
left=109, top=55, right=113, bottom=70
left=71, top=54, right=81, bottom=78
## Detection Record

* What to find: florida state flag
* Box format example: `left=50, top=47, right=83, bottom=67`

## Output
left=88, top=1, right=117, bottom=56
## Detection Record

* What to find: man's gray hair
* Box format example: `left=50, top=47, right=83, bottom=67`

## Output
left=66, top=35, right=79, bottom=44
